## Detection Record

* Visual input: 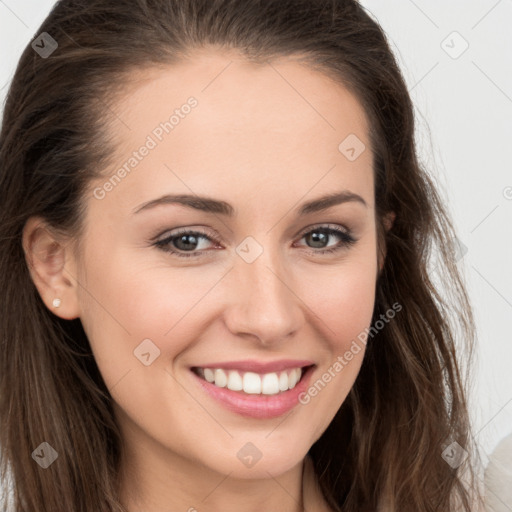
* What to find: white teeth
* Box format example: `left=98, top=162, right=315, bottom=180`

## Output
left=214, top=369, right=227, bottom=388
left=227, top=370, right=243, bottom=391
left=278, top=371, right=289, bottom=391
left=288, top=369, right=298, bottom=389
left=261, top=373, right=280, bottom=395
left=196, top=366, right=306, bottom=394
left=243, top=372, right=261, bottom=394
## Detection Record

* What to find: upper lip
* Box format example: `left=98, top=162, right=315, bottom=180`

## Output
left=191, top=359, right=315, bottom=373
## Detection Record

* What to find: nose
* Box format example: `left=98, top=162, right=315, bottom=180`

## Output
left=223, top=243, right=305, bottom=346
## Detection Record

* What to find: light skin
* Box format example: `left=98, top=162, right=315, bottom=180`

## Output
left=23, top=49, right=394, bottom=512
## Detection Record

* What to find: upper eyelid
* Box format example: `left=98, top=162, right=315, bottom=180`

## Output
left=155, top=222, right=351, bottom=238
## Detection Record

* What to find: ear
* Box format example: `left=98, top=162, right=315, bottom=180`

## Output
left=378, top=211, right=396, bottom=271
left=382, top=211, right=396, bottom=233
left=22, top=216, right=81, bottom=320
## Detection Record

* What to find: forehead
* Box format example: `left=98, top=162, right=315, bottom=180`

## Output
left=90, top=50, right=374, bottom=216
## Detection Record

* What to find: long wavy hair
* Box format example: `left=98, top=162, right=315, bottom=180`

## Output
left=0, top=1, right=483, bottom=511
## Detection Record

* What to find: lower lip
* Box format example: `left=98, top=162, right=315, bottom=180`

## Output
left=191, top=366, right=315, bottom=419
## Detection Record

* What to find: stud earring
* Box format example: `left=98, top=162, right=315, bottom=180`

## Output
left=52, top=298, right=62, bottom=308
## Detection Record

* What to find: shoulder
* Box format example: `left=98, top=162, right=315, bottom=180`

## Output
left=485, top=432, right=512, bottom=512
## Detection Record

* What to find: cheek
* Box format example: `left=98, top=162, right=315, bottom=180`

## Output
left=76, top=246, right=229, bottom=387
left=296, top=253, right=377, bottom=413
left=320, top=265, right=376, bottom=346
left=301, top=244, right=378, bottom=349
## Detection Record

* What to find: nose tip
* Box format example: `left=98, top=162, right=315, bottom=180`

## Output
left=223, top=253, right=304, bottom=346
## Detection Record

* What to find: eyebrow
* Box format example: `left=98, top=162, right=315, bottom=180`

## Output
left=132, top=190, right=367, bottom=216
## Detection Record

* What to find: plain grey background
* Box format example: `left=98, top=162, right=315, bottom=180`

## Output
left=0, top=0, right=511, bottom=466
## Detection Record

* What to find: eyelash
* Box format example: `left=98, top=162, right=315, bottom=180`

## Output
left=152, top=224, right=357, bottom=259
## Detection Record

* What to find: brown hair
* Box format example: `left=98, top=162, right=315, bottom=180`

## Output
left=0, top=1, right=483, bottom=511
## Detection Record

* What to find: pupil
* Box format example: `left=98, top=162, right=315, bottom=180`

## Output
left=176, top=234, right=198, bottom=250
left=309, top=231, right=327, bottom=248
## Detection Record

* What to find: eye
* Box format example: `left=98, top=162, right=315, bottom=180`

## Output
left=294, top=224, right=357, bottom=255
left=152, top=224, right=357, bottom=259
left=153, top=228, right=218, bottom=258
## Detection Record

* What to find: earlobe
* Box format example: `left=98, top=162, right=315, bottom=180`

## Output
left=22, top=217, right=81, bottom=320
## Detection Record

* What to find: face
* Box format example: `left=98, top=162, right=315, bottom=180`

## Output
left=47, top=50, right=380, bottom=486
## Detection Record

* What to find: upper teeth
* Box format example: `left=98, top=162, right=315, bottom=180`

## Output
left=197, top=367, right=303, bottom=395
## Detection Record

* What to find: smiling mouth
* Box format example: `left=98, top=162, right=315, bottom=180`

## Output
left=191, top=365, right=314, bottom=395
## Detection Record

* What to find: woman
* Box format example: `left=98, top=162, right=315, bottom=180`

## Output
left=0, top=1, right=484, bottom=511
